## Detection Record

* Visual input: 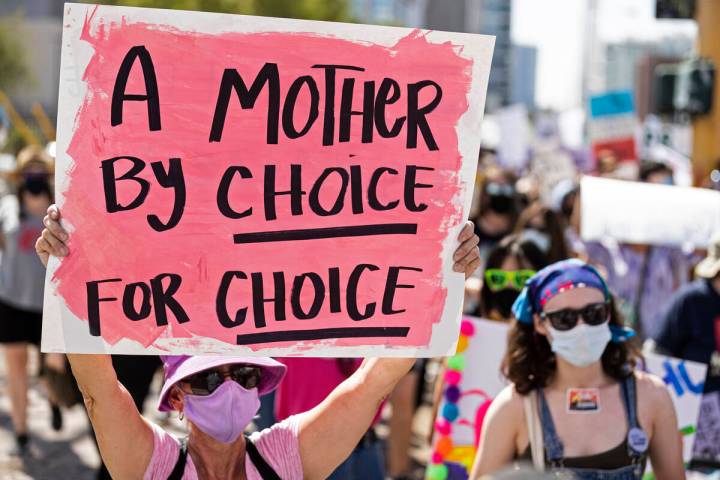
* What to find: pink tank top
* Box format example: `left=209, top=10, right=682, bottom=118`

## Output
left=143, top=416, right=303, bottom=479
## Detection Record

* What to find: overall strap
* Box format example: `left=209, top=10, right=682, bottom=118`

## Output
left=536, top=388, right=565, bottom=464
left=245, top=434, right=282, bottom=480
left=620, top=375, right=649, bottom=462
left=620, top=375, right=640, bottom=429
left=167, top=437, right=188, bottom=480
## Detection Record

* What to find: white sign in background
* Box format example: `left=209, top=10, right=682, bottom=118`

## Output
left=581, top=175, right=720, bottom=250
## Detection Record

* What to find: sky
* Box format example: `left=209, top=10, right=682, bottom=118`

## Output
left=511, top=0, right=697, bottom=111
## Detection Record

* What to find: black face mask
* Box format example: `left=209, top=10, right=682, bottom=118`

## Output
left=485, top=182, right=516, bottom=214
left=488, top=194, right=514, bottom=214
left=490, top=289, right=521, bottom=319
left=23, top=175, right=50, bottom=196
left=476, top=223, right=509, bottom=243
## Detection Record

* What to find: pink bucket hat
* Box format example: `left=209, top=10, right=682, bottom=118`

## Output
left=157, top=355, right=286, bottom=412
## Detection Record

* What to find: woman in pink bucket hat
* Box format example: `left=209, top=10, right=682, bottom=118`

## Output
left=36, top=205, right=481, bottom=480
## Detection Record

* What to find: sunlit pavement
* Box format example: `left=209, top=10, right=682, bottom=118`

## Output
left=0, top=352, right=182, bottom=480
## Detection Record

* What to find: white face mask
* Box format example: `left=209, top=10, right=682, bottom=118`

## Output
left=547, top=321, right=611, bottom=367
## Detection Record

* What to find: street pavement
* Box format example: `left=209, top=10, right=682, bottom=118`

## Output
left=0, top=350, right=179, bottom=480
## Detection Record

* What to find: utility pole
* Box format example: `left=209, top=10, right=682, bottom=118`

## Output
left=692, top=0, right=720, bottom=184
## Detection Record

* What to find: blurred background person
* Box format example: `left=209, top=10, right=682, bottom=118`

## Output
left=651, top=232, right=720, bottom=467
left=0, top=145, right=59, bottom=455
left=472, top=166, right=520, bottom=264
left=274, top=358, right=386, bottom=480
left=513, top=201, right=570, bottom=264
left=475, top=234, right=549, bottom=321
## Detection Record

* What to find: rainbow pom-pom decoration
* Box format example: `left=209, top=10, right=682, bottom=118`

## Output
left=427, top=318, right=476, bottom=479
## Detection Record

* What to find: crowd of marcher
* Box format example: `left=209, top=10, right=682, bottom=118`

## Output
left=2, top=127, right=720, bottom=480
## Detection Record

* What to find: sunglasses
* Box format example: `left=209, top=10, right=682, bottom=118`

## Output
left=182, top=364, right=261, bottom=396
left=485, top=269, right=536, bottom=292
left=541, top=302, right=609, bottom=331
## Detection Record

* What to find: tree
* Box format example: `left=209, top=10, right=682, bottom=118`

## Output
left=0, top=17, right=29, bottom=92
left=95, top=0, right=351, bottom=21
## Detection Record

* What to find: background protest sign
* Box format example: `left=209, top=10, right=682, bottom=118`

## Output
left=42, top=4, right=494, bottom=356
left=642, top=353, right=707, bottom=468
left=428, top=317, right=706, bottom=479
left=588, top=90, right=638, bottom=164
left=580, top=175, right=720, bottom=250
left=429, top=317, right=509, bottom=478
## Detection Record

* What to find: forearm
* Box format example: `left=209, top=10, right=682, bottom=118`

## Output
left=68, top=353, right=153, bottom=479
left=357, top=358, right=415, bottom=398
left=67, top=353, right=119, bottom=400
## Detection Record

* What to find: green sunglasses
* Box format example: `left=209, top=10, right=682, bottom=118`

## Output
left=484, top=269, right=536, bottom=292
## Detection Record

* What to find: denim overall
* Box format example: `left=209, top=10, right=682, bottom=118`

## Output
left=537, top=376, right=648, bottom=479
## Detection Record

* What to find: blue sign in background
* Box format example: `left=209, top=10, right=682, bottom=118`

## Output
left=589, top=90, right=635, bottom=118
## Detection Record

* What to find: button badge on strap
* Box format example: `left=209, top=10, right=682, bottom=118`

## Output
left=627, top=427, right=648, bottom=454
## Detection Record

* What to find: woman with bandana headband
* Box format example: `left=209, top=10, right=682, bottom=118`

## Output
left=470, top=259, right=684, bottom=480
left=35, top=205, right=482, bottom=480
left=0, top=145, right=59, bottom=455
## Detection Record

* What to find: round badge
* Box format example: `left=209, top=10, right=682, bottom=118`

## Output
left=627, top=427, right=649, bottom=453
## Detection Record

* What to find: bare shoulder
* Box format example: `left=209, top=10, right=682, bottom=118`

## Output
left=634, top=371, right=673, bottom=409
left=487, top=384, right=526, bottom=421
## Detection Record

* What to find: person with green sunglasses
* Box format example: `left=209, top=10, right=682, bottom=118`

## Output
left=475, top=235, right=549, bottom=321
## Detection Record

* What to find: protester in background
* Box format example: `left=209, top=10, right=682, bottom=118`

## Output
left=513, top=201, right=569, bottom=264
left=386, top=363, right=423, bottom=480
left=472, top=166, right=519, bottom=263
left=596, top=149, right=620, bottom=177
left=639, top=160, right=674, bottom=185
left=465, top=165, right=519, bottom=314
left=549, top=179, right=585, bottom=258
left=274, top=358, right=385, bottom=479
left=0, top=145, right=60, bottom=455
left=475, top=234, right=548, bottom=321
left=470, top=259, right=684, bottom=479
left=35, top=205, right=481, bottom=479
left=652, top=233, right=720, bottom=465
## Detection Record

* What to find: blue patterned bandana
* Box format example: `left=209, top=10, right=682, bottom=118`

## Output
left=511, top=259, right=634, bottom=342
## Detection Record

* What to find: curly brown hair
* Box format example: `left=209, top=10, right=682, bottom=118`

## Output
left=502, top=296, right=640, bottom=395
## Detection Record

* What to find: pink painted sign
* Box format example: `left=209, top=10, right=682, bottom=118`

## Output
left=42, top=3, right=494, bottom=356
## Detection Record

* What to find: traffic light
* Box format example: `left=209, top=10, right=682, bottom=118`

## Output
left=652, top=58, right=715, bottom=116
left=674, top=58, right=715, bottom=115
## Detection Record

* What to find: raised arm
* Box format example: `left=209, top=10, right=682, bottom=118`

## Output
left=296, top=357, right=414, bottom=479
left=296, top=222, right=479, bottom=479
left=68, top=354, right=154, bottom=479
left=36, top=205, right=154, bottom=480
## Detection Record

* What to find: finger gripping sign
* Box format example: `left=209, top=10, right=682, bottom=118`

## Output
left=42, top=3, right=494, bottom=356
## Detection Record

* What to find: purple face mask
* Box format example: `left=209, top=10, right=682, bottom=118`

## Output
left=183, top=381, right=260, bottom=444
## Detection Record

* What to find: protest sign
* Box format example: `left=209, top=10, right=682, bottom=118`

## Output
left=580, top=175, right=720, bottom=250
left=42, top=4, right=494, bottom=356
left=496, top=104, right=529, bottom=172
left=642, top=353, right=707, bottom=466
left=588, top=90, right=637, bottom=164
left=428, top=317, right=706, bottom=479
left=428, top=317, right=508, bottom=478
